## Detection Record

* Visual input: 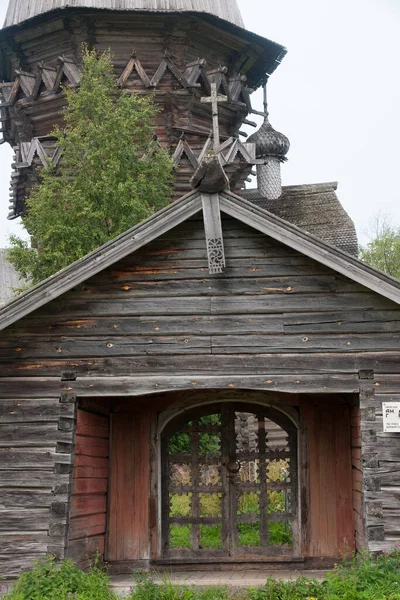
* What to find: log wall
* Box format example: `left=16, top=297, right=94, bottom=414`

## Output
left=1, top=215, right=400, bottom=570
left=0, top=394, right=76, bottom=577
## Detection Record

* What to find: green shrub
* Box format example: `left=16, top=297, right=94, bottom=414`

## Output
left=127, top=573, right=229, bottom=600
left=2, top=556, right=115, bottom=600
left=249, top=548, right=400, bottom=600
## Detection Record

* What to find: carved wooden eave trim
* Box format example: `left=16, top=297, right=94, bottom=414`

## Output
left=2, top=189, right=400, bottom=332
left=172, top=136, right=257, bottom=170
left=0, top=53, right=253, bottom=111
left=0, top=57, right=81, bottom=107
left=16, top=137, right=60, bottom=169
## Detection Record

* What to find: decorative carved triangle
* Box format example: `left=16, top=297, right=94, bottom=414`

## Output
left=206, top=67, right=230, bottom=99
left=118, top=51, right=152, bottom=88
left=38, top=62, right=58, bottom=91
left=0, top=83, right=14, bottom=105
left=151, top=51, right=188, bottom=88
left=54, top=57, right=81, bottom=90
left=15, top=70, right=36, bottom=97
left=172, top=137, right=199, bottom=169
left=183, top=59, right=211, bottom=93
left=202, top=193, right=226, bottom=275
left=228, top=75, right=252, bottom=111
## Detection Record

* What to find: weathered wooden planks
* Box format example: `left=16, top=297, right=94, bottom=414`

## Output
left=67, top=409, right=109, bottom=566
left=1, top=215, right=400, bottom=568
left=107, top=412, right=152, bottom=562
left=301, top=404, right=355, bottom=557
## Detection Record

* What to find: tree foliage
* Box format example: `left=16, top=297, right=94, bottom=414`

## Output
left=8, top=48, right=174, bottom=285
left=359, top=213, right=400, bottom=280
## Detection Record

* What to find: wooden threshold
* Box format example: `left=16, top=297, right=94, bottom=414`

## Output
left=155, top=557, right=304, bottom=565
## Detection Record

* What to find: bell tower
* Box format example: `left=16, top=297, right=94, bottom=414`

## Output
left=0, top=0, right=286, bottom=220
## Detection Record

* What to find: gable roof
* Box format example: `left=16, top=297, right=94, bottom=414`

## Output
left=0, top=188, right=400, bottom=332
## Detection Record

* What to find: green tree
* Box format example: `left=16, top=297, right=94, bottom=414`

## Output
left=8, top=48, right=173, bottom=285
left=360, top=213, right=400, bottom=279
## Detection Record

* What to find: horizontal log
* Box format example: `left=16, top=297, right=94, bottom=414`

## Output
left=0, top=470, right=69, bottom=489
left=0, top=509, right=51, bottom=531
left=0, top=335, right=212, bottom=359
left=61, top=373, right=360, bottom=396
left=0, top=490, right=67, bottom=508
left=20, top=292, right=394, bottom=321
left=284, top=310, right=400, bottom=327
left=0, top=533, right=50, bottom=554
left=75, top=275, right=364, bottom=297
left=0, top=449, right=72, bottom=469
left=92, top=258, right=330, bottom=282
left=8, top=314, right=286, bottom=337
left=0, top=554, right=47, bottom=577
left=210, top=294, right=395, bottom=315
left=212, top=333, right=400, bottom=353
left=3, top=332, right=400, bottom=359
left=0, top=423, right=72, bottom=447
left=0, top=398, right=74, bottom=422
left=375, top=377, right=400, bottom=394
left=2, top=352, right=400, bottom=379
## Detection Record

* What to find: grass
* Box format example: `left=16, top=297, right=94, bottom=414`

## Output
left=3, top=548, right=400, bottom=599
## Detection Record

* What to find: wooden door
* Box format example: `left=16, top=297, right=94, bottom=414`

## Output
left=161, top=403, right=298, bottom=560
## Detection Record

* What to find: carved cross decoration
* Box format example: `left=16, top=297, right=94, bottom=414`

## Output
left=200, top=81, right=228, bottom=152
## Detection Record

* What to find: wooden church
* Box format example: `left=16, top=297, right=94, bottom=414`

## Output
left=1, top=0, right=400, bottom=579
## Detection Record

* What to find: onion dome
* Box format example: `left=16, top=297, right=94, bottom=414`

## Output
left=248, top=115, right=290, bottom=162
left=3, top=0, right=244, bottom=29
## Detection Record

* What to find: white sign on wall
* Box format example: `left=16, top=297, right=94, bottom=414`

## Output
left=383, top=403, right=400, bottom=433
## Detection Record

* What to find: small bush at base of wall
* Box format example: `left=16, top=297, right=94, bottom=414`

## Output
left=1, top=556, right=114, bottom=600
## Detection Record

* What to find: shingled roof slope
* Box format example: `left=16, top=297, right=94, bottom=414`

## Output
left=241, top=182, right=358, bottom=257
left=3, top=0, right=244, bottom=29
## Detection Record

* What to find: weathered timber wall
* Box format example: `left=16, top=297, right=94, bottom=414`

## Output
left=0, top=393, right=76, bottom=577
left=1, top=215, right=400, bottom=560
left=67, top=409, right=109, bottom=568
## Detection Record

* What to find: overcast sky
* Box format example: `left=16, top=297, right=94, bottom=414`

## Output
left=0, top=0, right=399, bottom=247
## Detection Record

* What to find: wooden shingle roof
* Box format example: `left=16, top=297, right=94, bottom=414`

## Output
left=3, top=0, right=244, bottom=28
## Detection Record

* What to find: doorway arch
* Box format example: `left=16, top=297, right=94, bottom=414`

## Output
left=160, top=402, right=299, bottom=559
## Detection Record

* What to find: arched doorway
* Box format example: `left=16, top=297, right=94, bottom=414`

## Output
left=161, top=402, right=298, bottom=559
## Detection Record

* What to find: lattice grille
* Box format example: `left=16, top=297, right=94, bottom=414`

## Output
left=162, top=404, right=297, bottom=558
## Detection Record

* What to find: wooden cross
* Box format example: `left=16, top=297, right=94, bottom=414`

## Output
left=200, top=81, right=228, bottom=152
